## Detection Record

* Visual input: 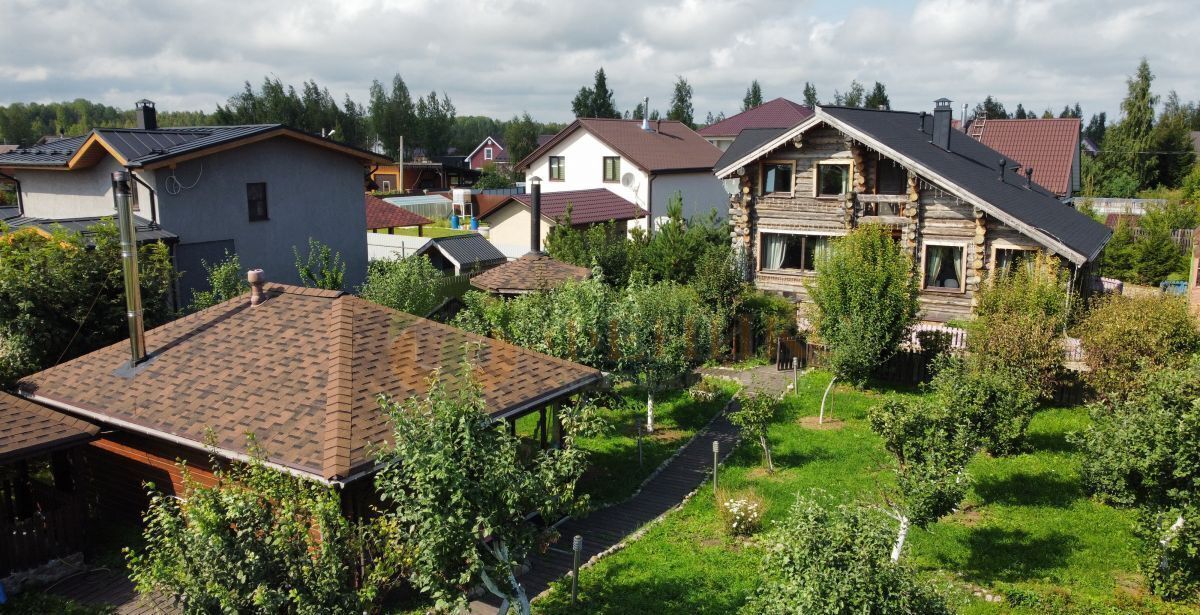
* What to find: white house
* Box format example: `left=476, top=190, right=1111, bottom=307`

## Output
left=515, top=118, right=726, bottom=227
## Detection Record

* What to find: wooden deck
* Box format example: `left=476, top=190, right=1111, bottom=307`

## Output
left=50, top=569, right=178, bottom=614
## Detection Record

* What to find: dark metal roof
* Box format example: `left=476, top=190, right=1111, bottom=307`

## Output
left=819, top=106, right=1110, bottom=262
left=416, top=233, right=506, bottom=268
left=0, top=134, right=88, bottom=165
left=2, top=214, right=178, bottom=243
left=713, top=127, right=790, bottom=173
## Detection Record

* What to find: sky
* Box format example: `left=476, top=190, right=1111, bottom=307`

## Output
left=1, top=0, right=1196, bottom=124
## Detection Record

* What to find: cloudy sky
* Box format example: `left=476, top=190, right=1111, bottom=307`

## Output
left=1, top=0, right=1196, bottom=124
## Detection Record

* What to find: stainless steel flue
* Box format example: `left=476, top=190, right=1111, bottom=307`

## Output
left=112, top=171, right=146, bottom=366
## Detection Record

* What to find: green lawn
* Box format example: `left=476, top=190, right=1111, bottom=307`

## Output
left=389, top=226, right=474, bottom=238
left=534, top=370, right=1199, bottom=614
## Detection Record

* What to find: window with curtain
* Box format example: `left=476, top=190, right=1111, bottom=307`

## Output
left=817, top=162, right=850, bottom=197
left=549, top=156, right=565, bottom=181
left=603, top=156, right=621, bottom=182
left=761, top=162, right=793, bottom=195
left=760, top=232, right=830, bottom=272
left=923, top=244, right=963, bottom=289
left=994, top=247, right=1036, bottom=273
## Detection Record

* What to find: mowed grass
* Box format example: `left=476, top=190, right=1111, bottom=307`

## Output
left=534, top=370, right=1199, bottom=614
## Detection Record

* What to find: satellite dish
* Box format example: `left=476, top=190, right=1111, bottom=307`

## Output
left=620, top=172, right=639, bottom=190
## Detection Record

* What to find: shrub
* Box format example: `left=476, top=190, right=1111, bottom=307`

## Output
left=188, top=250, right=248, bottom=312
left=736, top=290, right=796, bottom=358
left=929, top=356, right=1039, bottom=455
left=293, top=237, right=346, bottom=290
left=742, top=494, right=951, bottom=614
left=358, top=254, right=442, bottom=316
left=1075, top=293, right=1200, bottom=399
left=728, top=391, right=778, bottom=472
left=718, top=491, right=765, bottom=537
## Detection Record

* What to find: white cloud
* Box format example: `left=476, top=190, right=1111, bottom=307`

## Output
left=0, top=0, right=1195, bottom=123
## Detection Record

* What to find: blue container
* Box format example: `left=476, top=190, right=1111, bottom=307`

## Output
left=1160, top=280, right=1188, bottom=295
left=469, top=215, right=479, bottom=230
left=449, top=214, right=460, bottom=229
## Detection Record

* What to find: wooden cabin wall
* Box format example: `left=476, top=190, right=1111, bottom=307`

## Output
left=82, top=433, right=217, bottom=523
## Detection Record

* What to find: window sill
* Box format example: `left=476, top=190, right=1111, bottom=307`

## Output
left=759, top=268, right=815, bottom=277
left=603, top=179, right=619, bottom=183
left=759, top=192, right=794, bottom=198
left=922, top=286, right=965, bottom=295
left=815, top=195, right=848, bottom=200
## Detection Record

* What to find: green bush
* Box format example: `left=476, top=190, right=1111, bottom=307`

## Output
left=728, top=391, right=778, bottom=472
left=188, top=250, right=248, bottom=312
left=737, top=291, right=796, bottom=356
left=929, top=356, right=1039, bottom=455
left=358, top=255, right=442, bottom=316
left=1075, top=293, right=1200, bottom=399
left=293, top=237, right=346, bottom=290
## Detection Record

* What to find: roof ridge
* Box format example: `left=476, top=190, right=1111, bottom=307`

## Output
left=322, top=295, right=355, bottom=480
left=262, top=283, right=345, bottom=298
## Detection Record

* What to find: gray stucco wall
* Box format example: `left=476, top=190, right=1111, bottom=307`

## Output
left=156, top=138, right=368, bottom=301
left=16, top=158, right=156, bottom=219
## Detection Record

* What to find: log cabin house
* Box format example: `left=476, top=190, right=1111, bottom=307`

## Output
left=714, top=99, right=1112, bottom=323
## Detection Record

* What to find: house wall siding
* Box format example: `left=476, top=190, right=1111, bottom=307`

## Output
left=16, top=159, right=156, bottom=219
left=486, top=201, right=552, bottom=254
left=82, top=432, right=217, bottom=522
left=525, top=131, right=646, bottom=207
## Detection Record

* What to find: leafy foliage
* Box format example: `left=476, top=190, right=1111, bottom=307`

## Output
left=1075, top=293, right=1200, bottom=399
left=188, top=250, right=248, bottom=312
left=373, top=370, right=599, bottom=612
left=293, top=238, right=346, bottom=291
left=728, top=391, right=778, bottom=472
left=1100, top=219, right=1137, bottom=280
left=544, top=216, right=636, bottom=286
left=127, top=442, right=407, bottom=614
left=807, top=224, right=920, bottom=386
left=571, top=67, right=620, bottom=119
left=0, top=221, right=174, bottom=386
left=358, top=254, right=443, bottom=316
left=666, top=76, right=695, bottom=129
left=928, top=356, right=1039, bottom=455
left=741, top=494, right=951, bottom=614
left=474, top=163, right=517, bottom=190
left=742, top=80, right=763, bottom=112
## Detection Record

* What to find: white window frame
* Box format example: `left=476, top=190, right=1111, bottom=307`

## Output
left=484, top=147, right=493, bottom=161
left=381, top=180, right=391, bottom=192
left=989, top=241, right=1040, bottom=277
left=920, top=239, right=969, bottom=294
left=759, top=159, right=797, bottom=197
left=756, top=228, right=844, bottom=274
left=814, top=159, right=853, bottom=199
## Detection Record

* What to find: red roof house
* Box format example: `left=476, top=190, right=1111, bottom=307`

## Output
left=964, top=117, right=1081, bottom=198
left=466, top=136, right=508, bottom=171
left=699, top=98, right=813, bottom=150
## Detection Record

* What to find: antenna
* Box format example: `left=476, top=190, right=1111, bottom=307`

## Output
left=620, top=172, right=639, bottom=190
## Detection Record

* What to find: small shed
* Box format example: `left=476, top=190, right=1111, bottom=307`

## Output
left=413, top=233, right=507, bottom=275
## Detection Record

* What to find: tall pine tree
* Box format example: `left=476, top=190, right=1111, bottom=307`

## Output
left=742, top=80, right=764, bottom=111
left=571, top=67, right=620, bottom=118
left=667, top=76, right=695, bottom=129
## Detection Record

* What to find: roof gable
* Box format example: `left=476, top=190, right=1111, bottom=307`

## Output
left=466, top=135, right=507, bottom=162
left=698, top=98, right=813, bottom=138
left=414, top=233, right=507, bottom=268
left=516, top=119, right=720, bottom=173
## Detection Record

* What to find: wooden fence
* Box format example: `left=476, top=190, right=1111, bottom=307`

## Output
left=0, top=485, right=87, bottom=577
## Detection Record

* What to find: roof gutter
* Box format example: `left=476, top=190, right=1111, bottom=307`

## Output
left=490, top=371, right=603, bottom=423
left=20, top=391, right=342, bottom=487
left=0, top=169, right=23, bottom=217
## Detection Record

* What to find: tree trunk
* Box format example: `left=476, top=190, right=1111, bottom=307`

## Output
left=646, top=390, right=655, bottom=433
left=760, top=435, right=774, bottom=473
left=819, top=375, right=837, bottom=424
left=1159, top=514, right=1186, bottom=572
left=891, top=514, right=910, bottom=562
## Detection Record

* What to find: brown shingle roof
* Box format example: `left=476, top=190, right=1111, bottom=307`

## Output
left=471, top=253, right=591, bottom=295
left=365, top=194, right=432, bottom=230
left=0, top=392, right=98, bottom=463
left=698, top=98, right=813, bottom=138
left=967, top=118, right=1080, bottom=197
left=19, top=285, right=601, bottom=481
left=488, top=188, right=645, bottom=226
left=517, top=119, right=721, bottom=173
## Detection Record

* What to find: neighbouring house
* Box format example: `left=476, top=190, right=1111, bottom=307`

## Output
left=516, top=118, right=725, bottom=227
left=1192, top=131, right=1200, bottom=154
left=1, top=393, right=98, bottom=583
left=715, top=100, right=1112, bottom=323
left=370, top=160, right=475, bottom=194
left=698, top=98, right=813, bottom=152
left=365, top=194, right=432, bottom=235
left=471, top=252, right=590, bottom=297
left=466, top=136, right=509, bottom=171
left=963, top=117, right=1082, bottom=199
left=480, top=187, right=645, bottom=256
left=0, top=145, right=17, bottom=155
left=0, top=100, right=389, bottom=301
left=16, top=275, right=602, bottom=522
left=413, top=233, right=507, bottom=275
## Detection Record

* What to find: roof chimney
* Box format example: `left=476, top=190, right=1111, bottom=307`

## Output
left=111, top=171, right=146, bottom=367
left=656, top=118, right=662, bottom=133
left=998, top=159, right=1007, bottom=181
left=135, top=99, right=157, bottom=131
left=917, top=111, right=927, bottom=133
left=529, top=177, right=543, bottom=254
left=1025, top=166, right=1034, bottom=189
left=248, top=269, right=266, bottom=306
left=932, top=98, right=952, bottom=150
left=641, top=97, right=651, bottom=132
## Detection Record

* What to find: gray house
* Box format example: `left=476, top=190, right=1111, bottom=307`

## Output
left=0, top=101, right=388, bottom=302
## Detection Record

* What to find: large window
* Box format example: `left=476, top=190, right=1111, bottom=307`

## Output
left=603, top=156, right=621, bottom=182
left=923, top=244, right=964, bottom=290
left=817, top=162, right=850, bottom=197
left=994, top=247, right=1036, bottom=273
left=759, top=232, right=832, bottom=272
left=484, top=147, right=494, bottom=161
left=874, top=158, right=907, bottom=195
left=760, top=161, right=794, bottom=196
left=247, top=182, right=268, bottom=222
left=549, top=156, right=565, bottom=181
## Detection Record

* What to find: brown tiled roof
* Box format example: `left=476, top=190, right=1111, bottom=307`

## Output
left=488, top=188, right=645, bottom=226
left=365, top=194, right=432, bottom=230
left=698, top=98, right=813, bottom=138
left=475, top=194, right=511, bottom=218
left=19, top=285, right=601, bottom=481
left=517, top=119, right=721, bottom=173
left=0, top=392, right=98, bottom=463
left=471, top=253, right=591, bottom=295
left=967, top=118, right=1080, bottom=196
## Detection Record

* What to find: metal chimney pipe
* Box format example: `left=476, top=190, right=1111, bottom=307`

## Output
left=248, top=269, right=265, bottom=306
left=998, top=159, right=1007, bottom=181
left=641, top=97, right=650, bottom=131
left=530, top=179, right=542, bottom=253
left=112, top=171, right=146, bottom=367
left=1025, top=167, right=1034, bottom=189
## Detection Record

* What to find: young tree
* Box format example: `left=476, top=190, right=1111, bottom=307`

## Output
left=802, top=82, right=819, bottom=108
left=368, top=74, right=416, bottom=160
left=127, top=443, right=407, bottom=614
left=863, top=81, right=890, bottom=109
left=1076, top=293, right=1200, bottom=399
left=188, top=251, right=248, bottom=312
left=1084, top=112, right=1108, bottom=146
left=358, top=254, right=444, bottom=316
left=840, top=80, right=866, bottom=108
left=1077, top=360, right=1200, bottom=599
left=503, top=112, right=541, bottom=168
left=728, top=391, right=778, bottom=472
left=870, top=397, right=976, bottom=561
left=807, top=224, right=920, bottom=422
left=1099, top=218, right=1136, bottom=278
left=293, top=238, right=346, bottom=290
left=571, top=67, right=619, bottom=119
left=742, top=494, right=951, bottom=614
left=373, top=371, right=599, bottom=613
left=742, top=80, right=764, bottom=111
left=474, top=163, right=516, bottom=190
left=667, top=76, right=695, bottom=129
